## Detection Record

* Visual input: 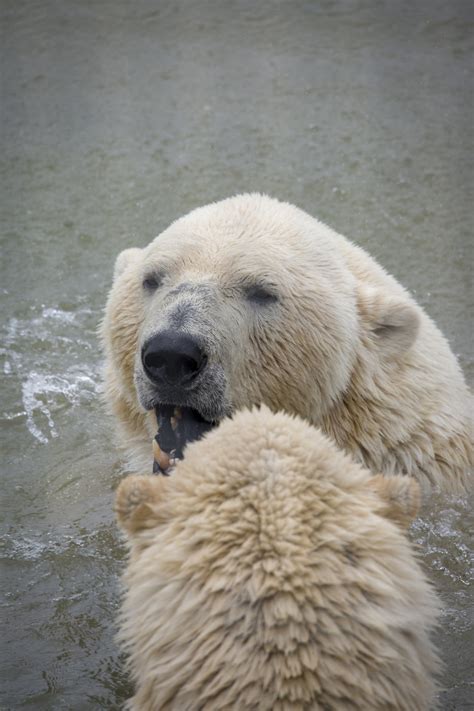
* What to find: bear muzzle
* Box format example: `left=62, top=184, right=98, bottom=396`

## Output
left=138, top=330, right=227, bottom=473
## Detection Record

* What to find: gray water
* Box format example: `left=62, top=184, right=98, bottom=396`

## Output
left=1, top=1, right=472, bottom=708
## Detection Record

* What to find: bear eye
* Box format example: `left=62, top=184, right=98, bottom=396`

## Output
left=142, top=273, right=162, bottom=291
left=245, top=284, right=278, bottom=305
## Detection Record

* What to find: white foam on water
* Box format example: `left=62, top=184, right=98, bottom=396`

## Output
left=41, top=307, right=77, bottom=323
left=2, top=533, right=49, bottom=562
left=21, top=369, right=99, bottom=443
left=411, top=495, right=474, bottom=589
left=22, top=375, right=58, bottom=444
left=2, top=304, right=102, bottom=443
left=2, top=528, right=118, bottom=563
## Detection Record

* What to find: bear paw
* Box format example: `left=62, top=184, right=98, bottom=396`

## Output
left=115, top=475, right=168, bottom=535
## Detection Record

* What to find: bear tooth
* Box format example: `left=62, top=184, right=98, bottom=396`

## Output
left=153, top=438, right=171, bottom=471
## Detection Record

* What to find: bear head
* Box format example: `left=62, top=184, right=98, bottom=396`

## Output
left=102, top=194, right=420, bottom=470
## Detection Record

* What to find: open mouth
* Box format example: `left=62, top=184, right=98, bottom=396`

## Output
left=153, top=405, right=216, bottom=475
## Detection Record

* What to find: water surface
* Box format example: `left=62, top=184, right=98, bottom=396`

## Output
left=1, top=1, right=472, bottom=708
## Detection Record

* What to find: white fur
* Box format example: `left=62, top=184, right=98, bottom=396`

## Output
left=116, top=407, right=441, bottom=710
left=101, top=194, right=472, bottom=489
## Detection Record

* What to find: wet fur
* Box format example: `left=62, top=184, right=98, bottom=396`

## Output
left=101, top=194, right=472, bottom=489
left=116, top=407, right=441, bottom=710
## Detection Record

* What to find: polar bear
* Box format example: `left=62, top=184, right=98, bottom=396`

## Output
left=116, top=407, right=441, bottom=711
left=101, top=194, right=472, bottom=488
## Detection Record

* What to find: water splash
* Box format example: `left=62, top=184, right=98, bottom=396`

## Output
left=1, top=304, right=101, bottom=443
left=21, top=369, right=98, bottom=444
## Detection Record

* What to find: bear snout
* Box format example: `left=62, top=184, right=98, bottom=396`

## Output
left=141, top=330, right=208, bottom=388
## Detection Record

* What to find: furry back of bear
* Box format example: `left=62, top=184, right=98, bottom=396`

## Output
left=116, top=408, right=441, bottom=711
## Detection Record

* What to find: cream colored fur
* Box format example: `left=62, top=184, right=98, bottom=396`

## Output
left=116, top=407, right=441, bottom=711
left=101, top=194, right=472, bottom=489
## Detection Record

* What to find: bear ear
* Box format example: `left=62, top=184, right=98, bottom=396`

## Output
left=115, top=474, right=170, bottom=536
left=357, top=285, right=420, bottom=356
left=113, top=247, right=143, bottom=281
left=368, top=474, right=421, bottom=528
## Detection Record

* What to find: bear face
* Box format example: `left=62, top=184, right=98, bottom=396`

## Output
left=102, top=194, right=472, bottom=488
left=116, top=407, right=440, bottom=711
left=106, top=198, right=363, bottom=422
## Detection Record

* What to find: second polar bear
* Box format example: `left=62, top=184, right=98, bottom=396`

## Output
left=102, top=194, right=472, bottom=488
left=116, top=407, right=440, bottom=711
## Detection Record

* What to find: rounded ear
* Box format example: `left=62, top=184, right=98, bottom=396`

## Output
left=113, top=247, right=143, bottom=281
left=115, top=474, right=169, bottom=536
left=368, top=474, right=421, bottom=528
left=357, top=285, right=420, bottom=356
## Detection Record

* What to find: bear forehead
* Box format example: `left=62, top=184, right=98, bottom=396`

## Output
left=144, top=233, right=296, bottom=276
left=144, top=194, right=341, bottom=274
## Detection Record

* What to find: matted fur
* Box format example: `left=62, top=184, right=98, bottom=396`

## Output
left=116, top=408, right=441, bottom=711
left=101, top=194, right=472, bottom=490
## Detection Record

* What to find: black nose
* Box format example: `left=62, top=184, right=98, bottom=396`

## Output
left=141, top=331, right=207, bottom=387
